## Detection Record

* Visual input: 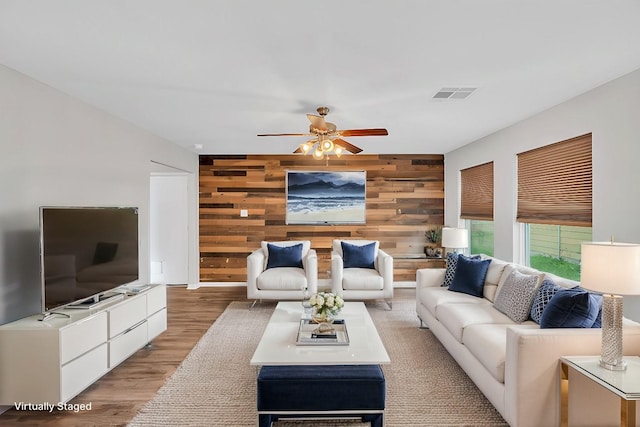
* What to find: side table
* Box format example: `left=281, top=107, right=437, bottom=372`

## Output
left=560, top=355, right=640, bottom=427
left=393, top=253, right=445, bottom=282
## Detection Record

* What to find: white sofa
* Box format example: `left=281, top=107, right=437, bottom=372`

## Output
left=416, top=255, right=640, bottom=427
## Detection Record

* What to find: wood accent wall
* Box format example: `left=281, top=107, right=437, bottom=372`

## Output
left=199, top=154, right=444, bottom=282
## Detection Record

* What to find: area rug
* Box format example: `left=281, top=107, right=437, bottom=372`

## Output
left=128, top=299, right=507, bottom=427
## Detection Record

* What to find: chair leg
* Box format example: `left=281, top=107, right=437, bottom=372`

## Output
left=249, top=300, right=258, bottom=310
left=386, top=300, right=392, bottom=310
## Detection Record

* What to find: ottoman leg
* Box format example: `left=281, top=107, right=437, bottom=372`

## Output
left=363, top=413, right=383, bottom=427
left=258, top=413, right=272, bottom=427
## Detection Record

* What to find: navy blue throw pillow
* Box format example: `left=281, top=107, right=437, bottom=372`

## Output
left=442, top=253, right=481, bottom=287
left=266, top=243, right=303, bottom=269
left=539, top=287, right=602, bottom=329
left=341, top=241, right=376, bottom=269
left=448, top=255, right=491, bottom=297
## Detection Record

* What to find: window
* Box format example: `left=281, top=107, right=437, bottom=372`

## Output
left=461, top=162, right=494, bottom=256
left=524, top=224, right=591, bottom=281
left=469, top=219, right=494, bottom=256
left=517, top=134, right=592, bottom=279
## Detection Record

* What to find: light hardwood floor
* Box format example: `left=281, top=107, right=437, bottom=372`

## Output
left=0, top=285, right=248, bottom=427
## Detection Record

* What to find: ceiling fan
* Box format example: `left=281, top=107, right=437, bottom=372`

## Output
left=257, top=106, right=388, bottom=159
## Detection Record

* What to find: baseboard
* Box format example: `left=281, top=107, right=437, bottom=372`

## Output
left=191, top=282, right=245, bottom=289
left=191, top=281, right=416, bottom=289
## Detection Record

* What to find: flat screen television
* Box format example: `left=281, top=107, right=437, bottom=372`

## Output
left=40, top=206, right=140, bottom=313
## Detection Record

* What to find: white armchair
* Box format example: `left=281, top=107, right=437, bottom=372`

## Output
left=331, top=239, right=393, bottom=309
left=247, top=240, right=318, bottom=308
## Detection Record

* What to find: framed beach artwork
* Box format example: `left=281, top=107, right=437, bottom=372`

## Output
left=286, top=171, right=366, bottom=225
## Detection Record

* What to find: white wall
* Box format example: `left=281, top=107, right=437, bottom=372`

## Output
left=0, top=64, right=198, bottom=324
left=445, top=67, right=640, bottom=318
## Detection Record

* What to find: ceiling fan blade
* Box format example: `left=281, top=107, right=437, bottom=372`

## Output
left=333, top=138, right=363, bottom=154
left=339, top=128, right=388, bottom=137
left=257, top=133, right=310, bottom=137
left=307, top=114, right=328, bottom=132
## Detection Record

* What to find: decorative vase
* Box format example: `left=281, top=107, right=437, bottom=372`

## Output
left=311, top=312, right=334, bottom=324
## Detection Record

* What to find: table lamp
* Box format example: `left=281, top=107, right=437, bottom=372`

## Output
left=580, top=241, right=640, bottom=371
left=441, top=227, right=469, bottom=255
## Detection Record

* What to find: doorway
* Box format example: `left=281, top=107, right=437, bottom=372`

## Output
left=149, top=173, right=189, bottom=285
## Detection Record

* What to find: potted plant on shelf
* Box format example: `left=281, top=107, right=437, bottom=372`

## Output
left=425, top=227, right=442, bottom=257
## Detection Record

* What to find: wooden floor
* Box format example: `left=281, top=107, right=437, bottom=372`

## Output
left=0, top=285, right=249, bottom=427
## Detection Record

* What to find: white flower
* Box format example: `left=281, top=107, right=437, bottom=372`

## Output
left=326, top=295, right=335, bottom=307
left=307, top=292, right=343, bottom=317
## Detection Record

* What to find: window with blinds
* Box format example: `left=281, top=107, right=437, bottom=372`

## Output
left=461, top=161, right=494, bottom=221
left=517, top=133, right=592, bottom=227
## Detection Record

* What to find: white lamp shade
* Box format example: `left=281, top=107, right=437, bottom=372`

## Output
left=581, top=242, right=640, bottom=295
left=441, top=227, right=469, bottom=249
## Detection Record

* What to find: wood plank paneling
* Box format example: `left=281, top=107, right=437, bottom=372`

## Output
left=199, top=154, right=444, bottom=282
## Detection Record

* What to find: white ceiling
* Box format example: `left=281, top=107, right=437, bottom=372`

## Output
left=2, top=1, right=640, bottom=155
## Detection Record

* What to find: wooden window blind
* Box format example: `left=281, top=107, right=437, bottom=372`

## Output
left=517, top=133, right=592, bottom=226
left=461, top=161, right=494, bottom=221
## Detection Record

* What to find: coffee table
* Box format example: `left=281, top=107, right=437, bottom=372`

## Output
left=250, top=301, right=391, bottom=366
left=251, top=301, right=390, bottom=427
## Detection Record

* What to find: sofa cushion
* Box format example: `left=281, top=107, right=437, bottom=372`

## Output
left=341, top=241, right=376, bottom=269
left=266, top=243, right=303, bottom=269
left=493, top=269, right=542, bottom=322
left=437, top=303, right=515, bottom=343
left=481, top=256, right=509, bottom=302
left=463, top=323, right=538, bottom=383
left=543, top=272, right=580, bottom=290
left=448, top=255, right=491, bottom=297
left=257, top=267, right=307, bottom=290
left=540, top=287, right=602, bottom=328
left=442, top=253, right=480, bottom=287
left=342, top=268, right=383, bottom=290
left=418, top=286, right=490, bottom=318
left=530, top=279, right=561, bottom=324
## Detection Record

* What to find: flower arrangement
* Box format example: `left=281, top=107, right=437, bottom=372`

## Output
left=308, top=291, right=344, bottom=319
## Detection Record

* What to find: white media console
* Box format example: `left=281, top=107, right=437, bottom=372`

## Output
left=0, top=284, right=167, bottom=405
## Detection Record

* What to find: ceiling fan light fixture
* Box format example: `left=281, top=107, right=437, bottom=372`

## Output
left=299, top=141, right=314, bottom=154
left=321, top=139, right=334, bottom=152
left=258, top=106, right=388, bottom=160
left=312, top=147, right=325, bottom=160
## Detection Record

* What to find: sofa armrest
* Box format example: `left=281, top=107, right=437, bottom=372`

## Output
left=416, top=268, right=446, bottom=289
left=377, top=249, right=394, bottom=296
left=303, top=249, right=318, bottom=294
left=504, top=325, right=640, bottom=427
left=247, top=249, right=265, bottom=299
left=330, top=251, right=344, bottom=295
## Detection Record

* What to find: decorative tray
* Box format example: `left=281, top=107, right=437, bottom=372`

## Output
left=296, top=319, right=350, bottom=346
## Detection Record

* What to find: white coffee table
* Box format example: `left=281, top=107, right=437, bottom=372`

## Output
left=250, top=301, right=390, bottom=366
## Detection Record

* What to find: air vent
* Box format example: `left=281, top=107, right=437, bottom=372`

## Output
left=433, top=87, right=477, bottom=100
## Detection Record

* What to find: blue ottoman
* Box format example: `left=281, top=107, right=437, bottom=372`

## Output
left=257, top=364, right=385, bottom=427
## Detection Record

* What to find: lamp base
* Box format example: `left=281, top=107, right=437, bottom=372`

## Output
left=600, top=294, right=626, bottom=371
left=599, top=358, right=627, bottom=371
